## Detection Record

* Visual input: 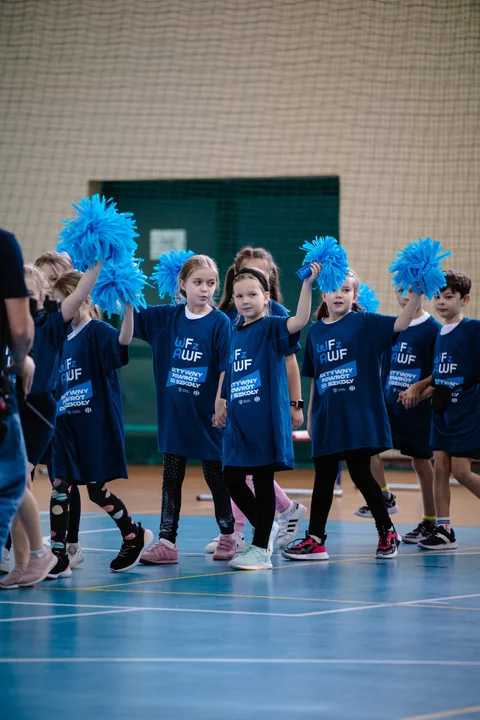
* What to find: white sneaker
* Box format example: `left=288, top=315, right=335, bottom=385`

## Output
left=67, top=543, right=85, bottom=569
left=277, top=503, right=307, bottom=549
left=205, top=531, right=245, bottom=554
left=0, top=549, right=10, bottom=574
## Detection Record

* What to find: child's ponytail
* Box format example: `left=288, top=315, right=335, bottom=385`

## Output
left=218, top=265, right=236, bottom=312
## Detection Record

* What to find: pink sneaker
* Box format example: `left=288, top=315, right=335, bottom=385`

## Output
left=140, top=540, right=179, bottom=565
left=0, top=565, right=25, bottom=590
left=212, top=534, right=237, bottom=561
left=19, top=549, right=58, bottom=587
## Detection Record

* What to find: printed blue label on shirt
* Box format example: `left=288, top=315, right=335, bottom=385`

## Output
left=167, top=366, right=208, bottom=388
left=57, top=380, right=93, bottom=415
left=317, top=361, right=357, bottom=395
left=435, top=376, right=464, bottom=390
left=231, top=370, right=262, bottom=400
left=387, top=368, right=421, bottom=389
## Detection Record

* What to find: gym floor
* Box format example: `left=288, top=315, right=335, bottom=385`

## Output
left=1, top=467, right=480, bottom=720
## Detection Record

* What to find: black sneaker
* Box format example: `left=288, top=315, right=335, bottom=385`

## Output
left=376, top=529, right=401, bottom=559
left=281, top=535, right=329, bottom=561
left=354, top=493, right=398, bottom=519
left=418, top=526, right=457, bottom=551
left=110, top=523, right=154, bottom=573
left=403, top=520, right=437, bottom=544
left=47, top=551, right=72, bottom=579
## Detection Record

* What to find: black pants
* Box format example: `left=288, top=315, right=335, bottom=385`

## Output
left=50, top=479, right=137, bottom=552
left=310, top=450, right=392, bottom=538
left=160, top=454, right=234, bottom=543
left=223, top=464, right=276, bottom=550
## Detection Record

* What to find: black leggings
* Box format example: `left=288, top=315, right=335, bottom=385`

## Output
left=223, top=464, right=276, bottom=550
left=50, top=479, right=137, bottom=552
left=160, top=454, right=234, bottom=544
left=310, top=450, right=392, bottom=539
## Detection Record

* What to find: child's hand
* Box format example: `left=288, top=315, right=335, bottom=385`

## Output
left=15, top=356, right=36, bottom=396
left=305, top=262, right=322, bottom=285
left=291, top=405, right=304, bottom=430
left=213, top=398, right=227, bottom=428
left=398, top=386, right=421, bottom=409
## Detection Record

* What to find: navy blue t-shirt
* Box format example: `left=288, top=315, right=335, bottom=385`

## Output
left=223, top=316, right=300, bottom=470
left=30, top=312, right=68, bottom=395
left=303, top=311, right=396, bottom=457
left=53, top=320, right=129, bottom=484
left=0, top=229, right=28, bottom=412
left=134, top=304, right=231, bottom=461
left=224, top=299, right=300, bottom=356
left=431, top=318, right=480, bottom=454
left=383, top=314, right=440, bottom=456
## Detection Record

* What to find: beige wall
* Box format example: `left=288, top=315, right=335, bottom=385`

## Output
left=0, top=0, right=478, bottom=314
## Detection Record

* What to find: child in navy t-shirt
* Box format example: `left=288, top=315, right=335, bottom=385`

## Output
left=134, top=255, right=236, bottom=565
left=283, top=270, right=423, bottom=562
left=355, top=287, right=440, bottom=545
left=221, top=261, right=321, bottom=571
left=414, top=271, right=480, bottom=551
left=49, top=271, right=153, bottom=576
left=205, top=246, right=307, bottom=556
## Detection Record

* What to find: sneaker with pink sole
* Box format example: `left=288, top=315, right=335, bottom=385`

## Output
left=212, top=534, right=237, bottom=561
left=19, top=549, right=58, bottom=588
left=140, top=539, right=179, bottom=565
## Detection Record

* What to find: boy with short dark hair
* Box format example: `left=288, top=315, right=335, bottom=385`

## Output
left=418, top=270, right=480, bottom=550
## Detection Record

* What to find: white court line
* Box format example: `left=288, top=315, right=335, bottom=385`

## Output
left=0, top=657, right=480, bottom=666
left=42, top=527, right=118, bottom=543
left=2, top=593, right=480, bottom=623
left=299, top=593, right=480, bottom=617
left=0, top=608, right=141, bottom=623
left=0, top=600, right=297, bottom=620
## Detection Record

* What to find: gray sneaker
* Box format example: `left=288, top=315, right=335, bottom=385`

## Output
left=19, top=549, right=58, bottom=587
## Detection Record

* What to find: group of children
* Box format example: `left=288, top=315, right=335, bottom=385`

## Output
left=1, top=241, right=479, bottom=586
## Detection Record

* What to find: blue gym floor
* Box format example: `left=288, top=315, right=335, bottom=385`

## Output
left=1, top=515, right=480, bottom=720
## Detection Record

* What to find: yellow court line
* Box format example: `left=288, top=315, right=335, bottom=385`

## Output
left=86, top=589, right=386, bottom=605
left=398, top=704, right=480, bottom=720
left=39, top=545, right=480, bottom=594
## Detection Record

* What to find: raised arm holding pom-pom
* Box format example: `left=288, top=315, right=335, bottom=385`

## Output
left=60, top=260, right=102, bottom=323
left=287, top=262, right=322, bottom=334
left=393, top=290, right=422, bottom=332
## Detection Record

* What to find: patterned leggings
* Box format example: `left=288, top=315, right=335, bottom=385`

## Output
left=50, top=478, right=137, bottom=552
left=160, top=454, right=234, bottom=543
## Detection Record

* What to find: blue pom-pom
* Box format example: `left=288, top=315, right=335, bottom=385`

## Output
left=91, top=257, right=149, bottom=317
left=151, top=249, right=195, bottom=300
left=297, top=236, right=349, bottom=293
left=57, top=194, right=139, bottom=270
left=358, top=283, right=380, bottom=313
left=389, top=238, right=451, bottom=300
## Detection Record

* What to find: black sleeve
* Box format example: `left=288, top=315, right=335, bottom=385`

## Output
left=0, top=230, right=28, bottom=299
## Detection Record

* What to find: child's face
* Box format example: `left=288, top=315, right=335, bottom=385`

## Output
left=38, top=262, right=63, bottom=291
left=180, top=267, right=217, bottom=309
left=433, top=287, right=469, bottom=322
left=395, top=286, right=424, bottom=311
left=323, top=277, right=357, bottom=319
left=25, top=275, right=44, bottom=307
left=233, top=277, right=269, bottom=322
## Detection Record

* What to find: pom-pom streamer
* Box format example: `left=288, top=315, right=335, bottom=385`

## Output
left=57, top=194, right=139, bottom=270
left=91, top=257, right=149, bottom=317
left=358, top=283, right=380, bottom=313
left=389, top=238, right=451, bottom=300
left=151, top=249, right=195, bottom=300
left=297, top=236, right=349, bottom=293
